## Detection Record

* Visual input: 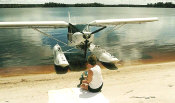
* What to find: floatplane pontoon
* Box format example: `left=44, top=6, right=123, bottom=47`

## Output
left=0, top=17, right=158, bottom=72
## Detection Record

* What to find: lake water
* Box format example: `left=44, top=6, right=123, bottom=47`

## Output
left=0, top=7, right=175, bottom=68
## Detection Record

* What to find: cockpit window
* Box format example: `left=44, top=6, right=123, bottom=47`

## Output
left=75, top=24, right=87, bottom=32
left=68, top=24, right=88, bottom=33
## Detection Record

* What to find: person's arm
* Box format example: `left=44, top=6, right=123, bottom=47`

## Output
left=82, top=70, right=93, bottom=84
left=87, top=70, right=93, bottom=83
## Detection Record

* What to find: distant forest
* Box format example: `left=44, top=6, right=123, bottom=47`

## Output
left=0, top=2, right=175, bottom=8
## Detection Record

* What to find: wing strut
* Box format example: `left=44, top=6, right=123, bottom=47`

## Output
left=32, top=28, right=67, bottom=46
left=32, top=28, right=78, bottom=54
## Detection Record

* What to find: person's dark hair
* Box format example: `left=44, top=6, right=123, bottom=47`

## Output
left=87, top=55, right=97, bottom=66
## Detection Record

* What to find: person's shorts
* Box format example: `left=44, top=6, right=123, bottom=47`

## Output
left=88, top=83, right=103, bottom=93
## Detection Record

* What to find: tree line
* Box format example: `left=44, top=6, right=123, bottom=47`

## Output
left=0, top=2, right=175, bottom=8
left=147, top=2, right=175, bottom=8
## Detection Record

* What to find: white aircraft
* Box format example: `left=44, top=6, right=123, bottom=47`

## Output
left=0, top=17, right=158, bottom=72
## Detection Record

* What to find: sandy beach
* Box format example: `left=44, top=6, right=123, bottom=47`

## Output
left=0, top=61, right=175, bottom=103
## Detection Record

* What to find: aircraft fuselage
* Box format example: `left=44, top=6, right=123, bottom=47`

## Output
left=67, top=32, right=94, bottom=49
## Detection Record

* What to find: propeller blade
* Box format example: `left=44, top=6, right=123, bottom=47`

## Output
left=91, top=26, right=106, bottom=34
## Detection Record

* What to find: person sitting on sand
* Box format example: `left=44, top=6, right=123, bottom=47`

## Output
left=80, top=55, right=103, bottom=93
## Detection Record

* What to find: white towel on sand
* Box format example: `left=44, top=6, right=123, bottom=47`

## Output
left=48, top=88, right=109, bottom=103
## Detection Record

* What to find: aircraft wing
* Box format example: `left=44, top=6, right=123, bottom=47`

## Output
left=0, top=21, right=69, bottom=28
left=89, top=17, right=158, bottom=26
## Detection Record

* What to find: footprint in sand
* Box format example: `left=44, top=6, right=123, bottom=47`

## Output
left=130, top=96, right=156, bottom=99
left=125, top=90, right=133, bottom=95
left=168, top=84, right=173, bottom=87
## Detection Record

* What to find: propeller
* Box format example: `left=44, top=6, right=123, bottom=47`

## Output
left=68, top=23, right=89, bottom=58
left=84, top=26, right=106, bottom=58
left=87, top=26, right=106, bottom=39
left=67, top=12, right=88, bottom=58
left=68, top=23, right=106, bottom=58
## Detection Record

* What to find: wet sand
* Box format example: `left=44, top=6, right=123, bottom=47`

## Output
left=1, top=55, right=175, bottom=77
left=0, top=65, right=55, bottom=77
left=0, top=61, right=175, bottom=103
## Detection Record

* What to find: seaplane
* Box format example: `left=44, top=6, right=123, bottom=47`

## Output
left=0, top=17, right=158, bottom=73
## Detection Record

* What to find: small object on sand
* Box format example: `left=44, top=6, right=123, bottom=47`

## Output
left=124, top=90, right=133, bottom=95
left=150, top=96, right=156, bottom=98
left=21, top=79, right=27, bottom=82
left=77, top=71, right=88, bottom=88
left=145, top=97, right=150, bottom=99
left=130, top=96, right=156, bottom=99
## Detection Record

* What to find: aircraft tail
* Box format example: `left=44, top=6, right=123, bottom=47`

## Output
left=68, top=11, right=71, bottom=23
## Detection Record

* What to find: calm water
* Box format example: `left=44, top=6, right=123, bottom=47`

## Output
left=0, top=7, right=175, bottom=68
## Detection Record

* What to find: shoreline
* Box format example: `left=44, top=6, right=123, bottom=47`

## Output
left=1, top=57, right=175, bottom=77
left=0, top=61, right=175, bottom=103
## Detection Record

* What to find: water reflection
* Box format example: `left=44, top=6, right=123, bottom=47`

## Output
left=0, top=7, right=175, bottom=68
left=0, top=29, right=53, bottom=67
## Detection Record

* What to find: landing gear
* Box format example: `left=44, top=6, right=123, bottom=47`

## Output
left=84, top=39, right=89, bottom=58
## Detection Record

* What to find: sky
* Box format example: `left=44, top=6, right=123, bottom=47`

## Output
left=0, top=0, right=175, bottom=4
